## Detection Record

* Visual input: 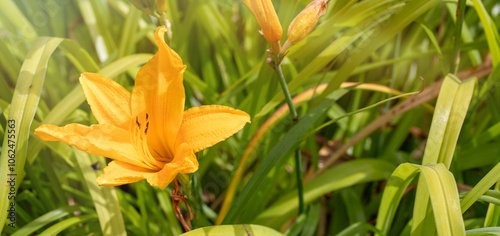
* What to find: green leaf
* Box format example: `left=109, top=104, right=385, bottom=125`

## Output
left=419, top=22, right=442, bottom=56
left=337, top=222, right=385, bottom=236
left=254, top=159, right=396, bottom=228
left=74, top=149, right=126, bottom=236
left=222, top=89, right=348, bottom=224
left=376, top=164, right=419, bottom=235
left=471, top=0, right=500, bottom=66
left=77, top=0, right=116, bottom=62
left=445, top=3, right=482, bottom=66
left=11, top=206, right=89, bottom=236
left=38, top=214, right=97, bottom=236
left=461, top=163, right=500, bottom=213
left=179, top=224, right=284, bottom=236
left=0, top=37, right=64, bottom=232
left=412, top=74, right=475, bottom=235
left=466, top=227, right=500, bottom=235
left=58, top=40, right=100, bottom=74
left=157, top=190, right=183, bottom=235
left=0, top=0, right=38, bottom=42
left=424, top=74, right=475, bottom=167
left=117, top=7, right=141, bottom=58
left=375, top=163, right=465, bottom=236
left=300, top=202, right=321, bottom=236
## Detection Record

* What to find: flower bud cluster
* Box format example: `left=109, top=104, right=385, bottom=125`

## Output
left=246, top=0, right=331, bottom=57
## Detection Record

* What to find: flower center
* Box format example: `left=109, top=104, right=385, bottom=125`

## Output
left=131, top=113, right=166, bottom=170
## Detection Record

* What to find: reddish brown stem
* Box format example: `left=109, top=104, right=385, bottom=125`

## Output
left=171, top=178, right=193, bottom=232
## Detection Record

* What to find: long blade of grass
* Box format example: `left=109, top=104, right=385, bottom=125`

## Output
left=471, top=0, right=500, bottom=65
left=419, top=22, right=442, bottom=56
left=412, top=74, right=475, bottom=235
left=466, top=227, right=500, bottom=235
left=0, top=39, right=22, bottom=84
left=117, top=7, right=141, bottom=58
left=58, top=40, right=100, bottom=75
left=482, top=182, right=500, bottom=227
left=179, top=224, right=284, bottom=236
left=300, top=202, right=321, bottom=236
left=38, top=214, right=97, bottom=236
left=445, top=3, right=482, bottom=66
left=74, top=148, right=126, bottom=236
left=431, top=164, right=466, bottom=235
left=418, top=164, right=465, bottom=236
left=375, top=163, right=420, bottom=235
left=11, top=206, right=89, bottom=236
left=451, top=0, right=467, bottom=74
left=461, top=163, right=500, bottom=213
left=0, top=0, right=38, bottom=42
left=313, top=0, right=441, bottom=107
left=0, top=37, right=64, bottom=231
left=222, top=89, right=348, bottom=224
left=436, top=76, right=475, bottom=166
left=77, top=0, right=116, bottom=62
left=157, top=190, right=183, bottom=235
left=253, top=159, right=396, bottom=228
left=219, top=81, right=409, bottom=224
left=337, top=222, right=385, bottom=236
left=375, top=163, right=465, bottom=235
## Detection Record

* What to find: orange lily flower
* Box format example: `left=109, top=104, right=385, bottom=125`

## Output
left=34, top=26, right=250, bottom=188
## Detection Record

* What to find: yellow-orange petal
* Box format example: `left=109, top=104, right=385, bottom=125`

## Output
left=175, top=105, right=251, bottom=153
left=146, top=143, right=198, bottom=188
left=131, top=26, right=186, bottom=159
left=96, top=161, right=154, bottom=186
left=249, top=0, right=282, bottom=42
left=35, top=123, right=150, bottom=169
left=80, top=72, right=131, bottom=129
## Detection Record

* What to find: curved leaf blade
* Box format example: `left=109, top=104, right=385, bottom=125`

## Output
left=180, top=224, right=284, bottom=236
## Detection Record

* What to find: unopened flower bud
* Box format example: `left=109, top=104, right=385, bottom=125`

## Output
left=287, top=0, right=329, bottom=44
left=129, top=0, right=157, bottom=15
left=248, top=0, right=283, bottom=42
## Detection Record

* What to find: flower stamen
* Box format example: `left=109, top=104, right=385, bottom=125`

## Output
left=131, top=114, right=164, bottom=170
left=136, top=116, right=141, bottom=128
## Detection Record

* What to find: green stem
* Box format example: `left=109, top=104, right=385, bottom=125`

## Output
left=451, top=0, right=467, bottom=74
left=294, top=149, right=304, bottom=214
left=274, top=63, right=304, bottom=214
left=275, top=64, right=298, bottom=119
left=192, top=171, right=203, bottom=228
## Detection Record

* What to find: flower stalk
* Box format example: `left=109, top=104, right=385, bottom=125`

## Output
left=242, top=0, right=332, bottom=218
left=171, top=178, right=193, bottom=231
left=273, top=57, right=304, bottom=214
